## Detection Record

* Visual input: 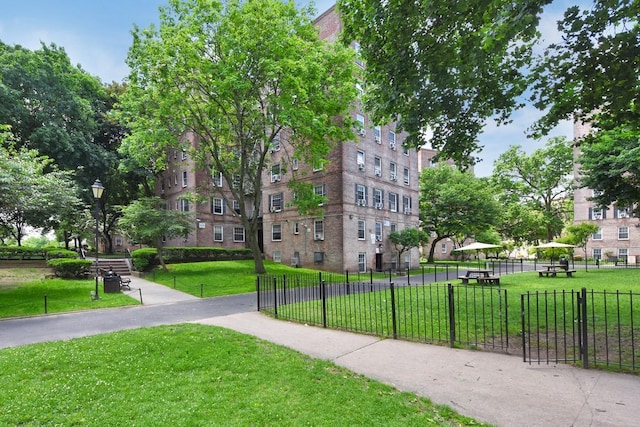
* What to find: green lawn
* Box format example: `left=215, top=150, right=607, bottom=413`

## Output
left=0, top=324, right=485, bottom=427
left=0, top=277, right=139, bottom=319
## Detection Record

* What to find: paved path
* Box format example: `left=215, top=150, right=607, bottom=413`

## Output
left=2, top=274, right=640, bottom=426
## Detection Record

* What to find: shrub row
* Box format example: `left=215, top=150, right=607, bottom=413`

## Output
left=130, top=247, right=253, bottom=271
left=0, top=246, right=78, bottom=260
left=46, top=259, right=93, bottom=279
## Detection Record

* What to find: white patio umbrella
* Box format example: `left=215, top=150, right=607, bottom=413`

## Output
left=453, top=242, right=501, bottom=268
left=534, top=242, right=575, bottom=264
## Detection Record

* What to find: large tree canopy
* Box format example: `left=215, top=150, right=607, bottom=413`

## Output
left=419, top=165, right=500, bottom=262
left=531, top=0, right=639, bottom=136
left=118, top=0, right=358, bottom=273
left=338, top=0, right=548, bottom=166
left=492, top=137, right=574, bottom=242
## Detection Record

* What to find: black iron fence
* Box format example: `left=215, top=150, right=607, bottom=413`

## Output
left=522, top=287, right=640, bottom=371
left=257, top=273, right=511, bottom=352
left=257, top=273, right=640, bottom=372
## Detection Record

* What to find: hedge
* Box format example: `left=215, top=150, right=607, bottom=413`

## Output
left=0, top=246, right=79, bottom=260
left=47, top=259, right=93, bottom=279
left=130, top=247, right=253, bottom=271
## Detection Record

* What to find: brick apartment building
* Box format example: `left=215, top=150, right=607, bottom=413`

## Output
left=573, top=121, right=640, bottom=262
left=155, top=5, right=420, bottom=273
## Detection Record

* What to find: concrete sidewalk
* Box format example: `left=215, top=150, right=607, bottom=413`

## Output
left=122, top=275, right=199, bottom=305
left=199, top=311, right=640, bottom=427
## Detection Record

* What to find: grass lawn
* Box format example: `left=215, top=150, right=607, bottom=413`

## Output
left=0, top=324, right=484, bottom=426
left=0, top=273, right=139, bottom=319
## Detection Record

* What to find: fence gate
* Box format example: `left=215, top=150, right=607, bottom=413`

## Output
left=522, top=287, right=640, bottom=371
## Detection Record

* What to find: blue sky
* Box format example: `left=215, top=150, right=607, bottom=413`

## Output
left=0, top=0, right=576, bottom=177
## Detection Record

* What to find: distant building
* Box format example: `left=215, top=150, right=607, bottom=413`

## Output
left=573, top=121, right=639, bottom=262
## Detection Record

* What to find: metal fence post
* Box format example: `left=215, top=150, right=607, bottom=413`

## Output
left=390, top=282, right=397, bottom=339
left=448, top=283, right=455, bottom=347
left=273, top=276, right=278, bottom=319
left=283, top=274, right=287, bottom=306
left=44, top=294, right=48, bottom=314
left=580, top=287, right=589, bottom=369
left=256, top=276, right=260, bottom=311
left=321, top=279, right=327, bottom=328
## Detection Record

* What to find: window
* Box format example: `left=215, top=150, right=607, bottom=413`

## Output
left=269, top=193, right=283, bottom=212
left=403, top=167, right=410, bottom=185
left=182, top=171, right=188, bottom=187
left=441, top=243, right=447, bottom=253
left=314, top=183, right=327, bottom=206
left=314, top=220, right=324, bottom=241
left=272, top=224, right=282, bottom=241
left=214, top=225, right=223, bottom=242
left=618, top=248, right=629, bottom=260
left=390, top=162, right=397, bottom=181
left=375, top=221, right=382, bottom=242
left=358, top=253, right=366, bottom=272
left=167, top=177, right=171, bottom=188
left=271, top=132, right=281, bottom=152
left=357, top=150, right=365, bottom=170
left=212, top=198, right=224, bottom=215
left=232, top=174, right=240, bottom=189
left=402, top=196, right=412, bottom=214
left=314, top=252, right=324, bottom=265
left=389, top=192, right=398, bottom=212
left=233, top=227, right=245, bottom=242
left=293, top=222, right=300, bottom=235
left=357, top=219, right=366, bottom=240
left=390, top=223, right=397, bottom=233
left=312, top=158, right=323, bottom=172
left=355, top=184, right=367, bottom=206
left=592, top=248, right=602, bottom=260
left=174, top=173, right=178, bottom=186
left=353, top=41, right=363, bottom=66
left=213, top=171, right=223, bottom=187
left=273, top=251, right=282, bottom=263
left=616, top=206, right=630, bottom=218
left=271, top=164, right=281, bottom=182
left=180, top=199, right=190, bottom=212
left=591, top=207, right=604, bottom=220
left=373, top=188, right=383, bottom=209
left=592, top=228, right=602, bottom=240
left=618, top=226, right=629, bottom=240
left=374, top=126, right=381, bottom=143
left=232, top=200, right=241, bottom=214
left=181, top=149, right=187, bottom=160
left=389, top=130, right=396, bottom=150
left=292, top=158, right=298, bottom=170
left=355, top=81, right=365, bottom=98
left=356, top=114, right=366, bottom=136
left=160, top=181, right=165, bottom=194
left=403, top=145, right=409, bottom=156
left=115, top=236, right=123, bottom=247
left=374, top=156, right=382, bottom=176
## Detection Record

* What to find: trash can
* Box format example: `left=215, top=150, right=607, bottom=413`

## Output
left=103, top=275, right=120, bottom=293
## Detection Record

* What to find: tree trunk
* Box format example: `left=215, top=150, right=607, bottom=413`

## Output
left=247, top=229, right=265, bottom=274
left=427, top=236, right=445, bottom=263
left=156, top=241, right=168, bottom=272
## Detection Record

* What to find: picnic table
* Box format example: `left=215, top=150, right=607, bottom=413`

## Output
left=538, top=264, right=576, bottom=278
left=458, top=268, right=500, bottom=285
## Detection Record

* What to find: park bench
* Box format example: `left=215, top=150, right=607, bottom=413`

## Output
left=476, top=276, right=500, bottom=285
left=538, top=269, right=576, bottom=278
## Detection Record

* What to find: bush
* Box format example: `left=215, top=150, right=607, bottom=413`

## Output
left=0, top=246, right=46, bottom=260
left=573, top=255, right=583, bottom=261
left=47, top=259, right=93, bottom=279
left=46, top=249, right=79, bottom=259
left=131, top=248, right=158, bottom=272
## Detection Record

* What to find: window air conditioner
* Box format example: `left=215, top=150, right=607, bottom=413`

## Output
left=271, top=174, right=281, bottom=182
left=314, top=234, right=324, bottom=241
left=375, top=203, right=383, bottom=209
left=358, top=163, right=365, bottom=171
left=357, top=199, right=366, bottom=206
left=390, top=173, right=397, bottom=181
left=374, top=168, right=381, bottom=176
left=389, top=141, right=396, bottom=150
left=374, top=135, right=381, bottom=143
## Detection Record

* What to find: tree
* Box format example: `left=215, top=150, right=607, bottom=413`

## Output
left=565, top=222, right=600, bottom=260
left=530, top=1, right=639, bottom=137
left=338, top=0, right=547, bottom=167
left=419, top=165, right=500, bottom=263
left=577, top=127, right=640, bottom=212
left=118, top=0, right=357, bottom=273
left=0, top=137, right=81, bottom=246
left=492, top=137, right=574, bottom=242
left=388, top=228, right=428, bottom=273
left=117, top=197, right=194, bottom=271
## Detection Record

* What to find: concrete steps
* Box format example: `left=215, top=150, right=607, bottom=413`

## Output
left=92, top=258, right=131, bottom=276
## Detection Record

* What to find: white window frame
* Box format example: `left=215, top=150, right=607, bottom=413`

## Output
left=182, top=170, right=188, bottom=187
left=273, top=251, right=282, bottom=263
left=373, top=188, right=383, bottom=209
left=592, top=208, right=603, bottom=220
left=213, top=172, right=223, bottom=187
left=592, top=228, right=602, bottom=240
left=389, top=130, right=396, bottom=150
left=389, top=193, right=398, bottom=212
left=592, top=248, right=602, bottom=260
left=374, top=156, right=382, bottom=176
left=212, top=198, right=224, bottom=215
left=390, top=162, right=397, bottom=181
left=293, top=222, right=300, bottom=235
left=358, top=252, right=367, bottom=273
left=374, top=126, right=381, bottom=143
left=272, top=224, right=282, bottom=241
left=403, top=167, right=410, bottom=186
left=356, top=114, right=366, bottom=136
left=618, top=226, right=629, bottom=240
left=314, top=220, right=324, bottom=241
left=375, top=221, right=383, bottom=242
left=213, top=225, right=224, bottom=242
left=233, top=227, right=245, bottom=242
left=269, top=193, right=283, bottom=213
left=356, top=184, right=367, bottom=206
left=357, top=150, right=365, bottom=170
left=180, top=199, right=189, bottom=212
left=358, top=219, right=366, bottom=240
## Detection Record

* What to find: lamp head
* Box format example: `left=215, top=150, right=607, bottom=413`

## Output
left=91, top=179, right=104, bottom=199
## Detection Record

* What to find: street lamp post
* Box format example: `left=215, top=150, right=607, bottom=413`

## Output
left=91, top=179, right=104, bottom=299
